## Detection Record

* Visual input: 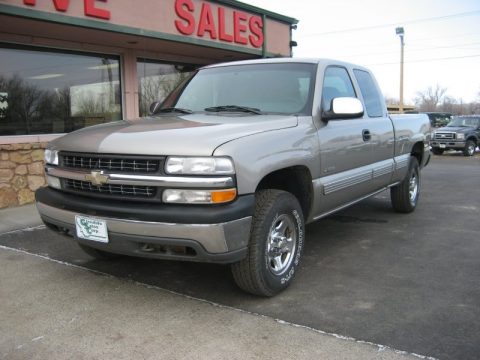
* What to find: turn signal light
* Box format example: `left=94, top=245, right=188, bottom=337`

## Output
left=162, top=188, right=237, bottom=204
left=211, top=189, right=237, bottom=204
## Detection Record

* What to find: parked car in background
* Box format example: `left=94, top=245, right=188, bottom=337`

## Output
left=431, top=115, right=480, bottom=156
left=406, top=112, right=452, bottom=128
left=424, top=112, right=452, bottom=128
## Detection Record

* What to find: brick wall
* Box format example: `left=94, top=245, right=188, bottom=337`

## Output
left=0, top=143, right=47, bottom=208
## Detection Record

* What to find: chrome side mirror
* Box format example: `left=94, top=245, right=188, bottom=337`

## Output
left=322, top=97, right=364, bottom=121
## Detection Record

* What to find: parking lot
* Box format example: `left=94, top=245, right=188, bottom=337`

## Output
left=1, top=152, right=479, bottom=360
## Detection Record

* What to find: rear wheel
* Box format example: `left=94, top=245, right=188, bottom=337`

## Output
left=391, top=157, right=420, bottom=213
left=431, top=148, right=444, bottom=155
left=78, top=243, right=120, bottom=260
left=463, top=140, right=476, bottom=157
left=231, top=189, right=305, bottom=297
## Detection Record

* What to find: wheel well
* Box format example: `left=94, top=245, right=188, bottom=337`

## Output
left=466, top=137, right=477, bottom=145
left=411, top=142, right=424, bottom=164
left=256, top=166, right=313, bottom=220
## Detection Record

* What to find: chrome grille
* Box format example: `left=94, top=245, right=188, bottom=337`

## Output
left=62, top=154, right=159, bottom=173
left=65, top=179, right=156, bottom=198
left=434, top=132, right=455, bottom=140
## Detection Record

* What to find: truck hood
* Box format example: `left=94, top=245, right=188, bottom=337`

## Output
left=50, top=114, right=298, bottom=156
left=436, top=126, right=475, bottom=133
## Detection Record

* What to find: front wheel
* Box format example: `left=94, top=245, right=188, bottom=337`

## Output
left=463, top=140, right=476, bottom=157
left=231, top=190, right=305, bottom=297
left=431, top=148, right=444, bottom=155
left=391, top=156, right=420, bottom=213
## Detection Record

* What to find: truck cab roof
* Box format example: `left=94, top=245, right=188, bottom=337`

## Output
left=202, top=57, right=372, bottom=73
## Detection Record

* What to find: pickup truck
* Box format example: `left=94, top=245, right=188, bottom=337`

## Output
left=36, top=58, right=431, bottom=296
left=430, top=115, right=480, bottom=156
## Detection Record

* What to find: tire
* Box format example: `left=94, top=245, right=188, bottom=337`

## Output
left=431, top=148, right=444, bottom=155
left=391, top=156, right=420, bottom=213
left=231, top=190, right=305, bottom=297
left=463, top=140, right=476, bottom=157
left=78, top=243, right=120, bottom=260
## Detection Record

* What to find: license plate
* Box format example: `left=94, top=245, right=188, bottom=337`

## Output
left=439, top=144, right=446, bottom=148
left=75, top=215, right=109, bottom=243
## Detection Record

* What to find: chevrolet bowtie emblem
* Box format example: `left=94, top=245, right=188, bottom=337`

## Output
left=85, top=171, right=109, bottom=186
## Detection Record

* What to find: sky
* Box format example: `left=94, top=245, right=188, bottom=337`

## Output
left=246, top=0, right=480, bottom=104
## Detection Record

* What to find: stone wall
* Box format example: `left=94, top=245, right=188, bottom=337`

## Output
left=0, top=143, right=47, bottom=209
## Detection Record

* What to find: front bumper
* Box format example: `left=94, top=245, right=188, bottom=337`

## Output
left=35, top=187, right=254, bottom=263
left=430, top=141, right=466, bottom=150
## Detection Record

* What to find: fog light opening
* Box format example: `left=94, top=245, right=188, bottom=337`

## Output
left=140, top=243, right=196, bottom=256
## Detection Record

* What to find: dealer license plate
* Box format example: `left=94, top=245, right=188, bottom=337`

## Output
left=439, top=144, right=446, bottom=148
left=75, top=215, right=109, bottom=243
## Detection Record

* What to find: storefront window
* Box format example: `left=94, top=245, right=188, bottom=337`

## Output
left=137, top=60, right=197, bottom=117
left=0, top=46, right=121, bottom=136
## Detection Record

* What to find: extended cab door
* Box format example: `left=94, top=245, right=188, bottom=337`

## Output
left=352, top=69, right=395, bottom=189
left=314, top=66, right=377, bottom=214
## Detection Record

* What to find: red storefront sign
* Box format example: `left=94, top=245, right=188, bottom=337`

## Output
left=174, top=0, right=264, bottom=48
left=23, top=0, right=111, bottom=20
left=22, top=0, right=264, bottom=48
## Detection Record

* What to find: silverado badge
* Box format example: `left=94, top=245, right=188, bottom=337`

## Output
left=85, top=171, right=108, bottom=186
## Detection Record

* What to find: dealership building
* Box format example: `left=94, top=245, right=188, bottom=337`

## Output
left=0, top=0, right=297, bottom=208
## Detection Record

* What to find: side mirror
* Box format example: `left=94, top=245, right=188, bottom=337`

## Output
left=149, top=101, right=161, bottom=115
left=322, top=97, right=364, bottom=121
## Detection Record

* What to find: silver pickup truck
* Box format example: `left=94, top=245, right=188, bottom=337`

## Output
left=36, top=58, right=430, bottom=296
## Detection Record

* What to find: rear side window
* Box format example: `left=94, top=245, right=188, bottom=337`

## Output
left=466, top=117, right=480, bottom=127
left=322, top=66, right=356, bottom=111
left=353, top=70, right=383, bottom=117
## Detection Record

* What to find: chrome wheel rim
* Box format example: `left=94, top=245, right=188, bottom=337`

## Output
left=409, top=172, right=419, bottom=206
left=467, top=144, right=475, bottom=156
left=266, top=214, right=297, bottom=276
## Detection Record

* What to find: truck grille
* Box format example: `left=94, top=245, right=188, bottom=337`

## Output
left=64, top=179, right=156, bottom=198
left=56, top=153, right=164, bottom=201
left=62, top=154, right=160, bottom=173
left=433, top=132, right=455, bottom=140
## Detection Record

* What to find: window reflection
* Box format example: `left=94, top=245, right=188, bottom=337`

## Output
left=137, top=60, right=197, bottom=117
left=0, top=46, right=121, bottom=136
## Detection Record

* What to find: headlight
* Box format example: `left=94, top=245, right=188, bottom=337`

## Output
left=165, top=157, right=234, bottom=175
left=44, top=149, right=59, bottom=165
left=162, top=188, right=237, bottom=204
left=456, top=133, right=465, bottom=140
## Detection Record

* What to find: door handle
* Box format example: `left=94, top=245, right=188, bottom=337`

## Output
left=362, top=129, right=371, bottom=142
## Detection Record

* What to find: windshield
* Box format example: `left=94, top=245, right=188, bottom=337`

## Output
left=160, top=63, right=316, bottom=115
left=447, top=116, right=480, bottom=127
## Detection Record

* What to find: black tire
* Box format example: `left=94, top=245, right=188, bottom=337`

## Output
left=463, top=140, right=476, bottom=157
left=431, top=148, right=444, bottom=155
left=78, top=243, right=120, bottom=260
left=391, top=156, right=420, bottom=213
left=231, top=189, right=305, bottom=297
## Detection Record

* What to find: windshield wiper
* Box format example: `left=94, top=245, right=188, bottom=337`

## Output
left=155, top=107, right=193, bottom=114
left=204, top=105, right=262, bottom=115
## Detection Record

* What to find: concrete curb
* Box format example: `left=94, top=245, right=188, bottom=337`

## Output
left=0, top=204, right=42, bottom=233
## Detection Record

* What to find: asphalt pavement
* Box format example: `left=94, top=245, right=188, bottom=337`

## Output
left=1, top=151, right=479, bottom=359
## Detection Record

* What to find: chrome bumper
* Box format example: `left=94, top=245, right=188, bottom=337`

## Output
left=430, top=141, right=466, bottom=149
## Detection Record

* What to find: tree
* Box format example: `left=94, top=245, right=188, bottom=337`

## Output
left=138, top=72, right=191, bottom=117
left=0, top=74, right=46, bottom=134
left=438, top=96, right=457, bottom=113
left=414, top=84, right=447, bottom=112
